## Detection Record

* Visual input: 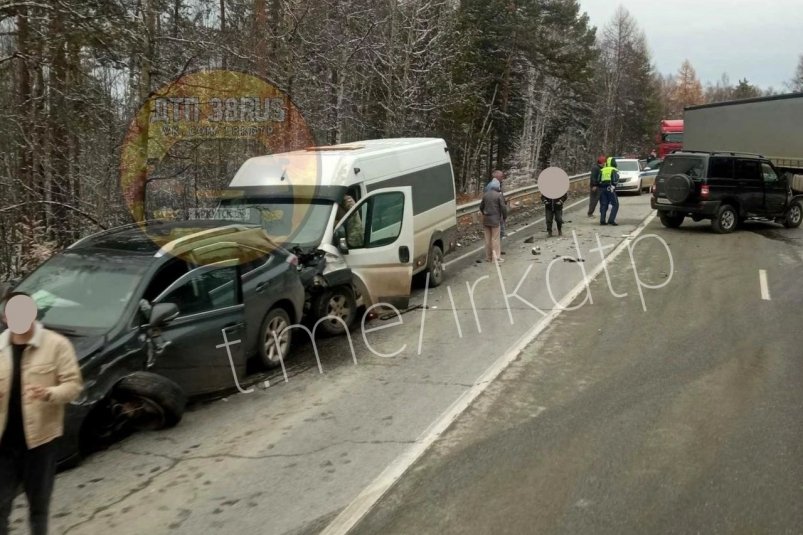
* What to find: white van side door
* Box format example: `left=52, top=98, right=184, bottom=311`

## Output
left=334, top=186, right=414, bottom=309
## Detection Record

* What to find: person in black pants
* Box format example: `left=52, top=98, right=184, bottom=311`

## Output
left=0, top=292, right=83, bottom=535
left=543, top=191, right=568, bottom=237
left=588, top=155, right=605, bottom=217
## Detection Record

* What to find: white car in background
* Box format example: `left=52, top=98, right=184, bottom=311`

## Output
left=613, top=158, right=648, bottom=194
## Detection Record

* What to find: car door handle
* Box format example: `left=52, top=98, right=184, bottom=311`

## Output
left=255, top=281, right=270, bottom=293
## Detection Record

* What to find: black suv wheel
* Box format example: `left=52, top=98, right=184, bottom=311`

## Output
left=659, top=213, right=684, bottom=228
left=783, top=200, right=802, bottom=228
left=711, top=204, right=737, bottom=234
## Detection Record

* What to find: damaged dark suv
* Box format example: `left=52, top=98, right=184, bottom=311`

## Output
left=651, top=151, right=803, bottom=233
left=10, top=220, right=304, bottom=465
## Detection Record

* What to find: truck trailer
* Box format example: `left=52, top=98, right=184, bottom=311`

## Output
left=683, top=93, right=803, bottom=192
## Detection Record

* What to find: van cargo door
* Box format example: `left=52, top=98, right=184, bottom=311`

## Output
left=334, top=186, right=414, bottom=309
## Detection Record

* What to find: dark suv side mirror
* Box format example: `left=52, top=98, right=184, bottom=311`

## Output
left=149, top=303, right=179, bottom=327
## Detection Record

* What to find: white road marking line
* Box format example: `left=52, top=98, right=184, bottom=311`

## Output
left=759, top=270, right=771, bottom=301
left=444, top=198, right=588, bottom=268
left=320, top=210, right=659, bottom=535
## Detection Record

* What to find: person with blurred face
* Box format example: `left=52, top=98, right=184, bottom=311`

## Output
left=0, top=291, right=83, bottom=535
left=588, top=155, right=605, bottom=217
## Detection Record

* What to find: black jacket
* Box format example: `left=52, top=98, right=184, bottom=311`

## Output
left=590, top=163, right=602, bottom=186
left=541, top=193, right=568, bottom=208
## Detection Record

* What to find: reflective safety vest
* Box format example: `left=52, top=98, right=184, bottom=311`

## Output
left=600, top=157, right=617, bottom=183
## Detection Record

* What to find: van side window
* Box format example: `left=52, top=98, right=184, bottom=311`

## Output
left=735, top=159, right=761, bottom=181
left=708, top=157, right=734, bottom=179
left=342, top=192, right=404, bottom=249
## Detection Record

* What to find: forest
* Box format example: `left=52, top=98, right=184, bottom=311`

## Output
left=1, top=0, right=801, bottom=279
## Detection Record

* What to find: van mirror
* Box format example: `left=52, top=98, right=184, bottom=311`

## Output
left=334, top=226, right=349, bottom=254
left=644, top=167, right=651, bottom=171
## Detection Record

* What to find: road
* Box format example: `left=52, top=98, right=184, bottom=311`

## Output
left=9, top=194, right=802, bottom=534
left=351, top=207, right=803, bottom=534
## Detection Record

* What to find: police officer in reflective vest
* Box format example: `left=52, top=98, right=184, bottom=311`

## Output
left=599, top=157, right=619, bottom=226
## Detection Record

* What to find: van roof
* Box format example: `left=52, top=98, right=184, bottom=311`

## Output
left=230, top=138, right=448, bottom=188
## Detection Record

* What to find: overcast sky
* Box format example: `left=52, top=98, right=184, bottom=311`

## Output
left=578, top=0, right=803, bottom=90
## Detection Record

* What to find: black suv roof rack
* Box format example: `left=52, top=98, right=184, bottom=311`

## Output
left=711, top=151, right=766, bottom=158
left=68, top=219, right=167, bottom=250
left=670, top=149, right=766, bottom=159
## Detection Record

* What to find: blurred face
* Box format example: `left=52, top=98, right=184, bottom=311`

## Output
left=493, top=171, right=505, bottom=181
left=3, top=294, right=37, bottom=335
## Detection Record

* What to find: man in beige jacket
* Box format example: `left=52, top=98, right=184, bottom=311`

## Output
left=0, top=291, right=83, bottom=535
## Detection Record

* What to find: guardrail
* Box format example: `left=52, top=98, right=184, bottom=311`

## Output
left=455, top=172, right=591, bottom=216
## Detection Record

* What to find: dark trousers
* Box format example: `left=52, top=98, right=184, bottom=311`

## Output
left=600, top=188, right=619, bottom=224
left=0, top=441, right=57, bottom=535
left=545, top=204, right=563, bottom=233
left=588, top=187, right=601, bottom=215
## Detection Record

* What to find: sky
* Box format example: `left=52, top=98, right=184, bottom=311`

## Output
left=578, top=0, right=803, bottom=90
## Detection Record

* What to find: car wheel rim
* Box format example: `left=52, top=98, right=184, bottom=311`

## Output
left=722, top=211, right=735, bottom=230
left=265, top=316, right=290, bottom=362
left=328, top=294, right=351, bottom=323
left=791, top=206, right=801, bottom=224
left=432, top=251, right=443, bottom=283
left=113, top=395, right=166, bottom=431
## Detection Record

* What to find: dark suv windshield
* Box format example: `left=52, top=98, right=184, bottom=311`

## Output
left=659, top=156, right=706, bottom=178
left=15, top=252, right=148, bottom=332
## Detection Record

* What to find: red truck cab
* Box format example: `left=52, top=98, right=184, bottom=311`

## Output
left=657, top=119, right=683, bottom=158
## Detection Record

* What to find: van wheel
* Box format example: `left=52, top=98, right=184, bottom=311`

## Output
left=784, top=200, right=802, bottom=228
left=259, top=308, right=292, bottom=368
left=712, top=204, right=737, bottom=234
left=427, top=244, right=445, bottom=287
left=313, top=286, right=356, bottom=336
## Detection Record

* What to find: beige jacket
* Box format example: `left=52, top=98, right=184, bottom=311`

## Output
left=0, top=322, right=83, bottom=449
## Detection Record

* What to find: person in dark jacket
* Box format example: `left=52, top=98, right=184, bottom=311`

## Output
left=479, top=182, right=507, bottom=263
left=542, top=191, right=568, bottom=237
left=588, top=155, right=605, bottom=217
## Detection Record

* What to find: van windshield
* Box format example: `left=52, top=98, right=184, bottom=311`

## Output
left=215, top=198, right=334, bottom=248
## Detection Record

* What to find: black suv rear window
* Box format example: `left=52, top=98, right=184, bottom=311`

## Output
left=658, top=156, right=706, bottom=179
left=709, top=157, right=735, bottom=179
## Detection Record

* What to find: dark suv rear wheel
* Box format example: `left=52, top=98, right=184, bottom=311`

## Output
left=711, top=204, right=737, bottom=234
left=659, top=213, right=684, bottom=228
left=784, top=200, right=802, bottom=228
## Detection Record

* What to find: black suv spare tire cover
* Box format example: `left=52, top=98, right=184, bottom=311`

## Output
left=666, top=174, right=693, bottom=204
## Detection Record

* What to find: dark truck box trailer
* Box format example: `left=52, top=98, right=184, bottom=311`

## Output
left=683, top=93, right=803, bottom=192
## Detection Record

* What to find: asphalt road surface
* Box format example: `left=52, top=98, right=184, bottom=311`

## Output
left=9, top=194, right=802, bottom=534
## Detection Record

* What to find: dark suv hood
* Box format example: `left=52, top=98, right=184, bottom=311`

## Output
left=61, top=333, right=106, bottom=363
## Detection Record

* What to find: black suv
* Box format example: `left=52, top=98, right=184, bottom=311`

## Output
left=651, top=151, right=803, bottom=233
left=10, top=220, right=305, bottom=464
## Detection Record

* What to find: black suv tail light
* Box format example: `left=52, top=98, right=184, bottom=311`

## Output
left=701, top=184, right=710, bottom=199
